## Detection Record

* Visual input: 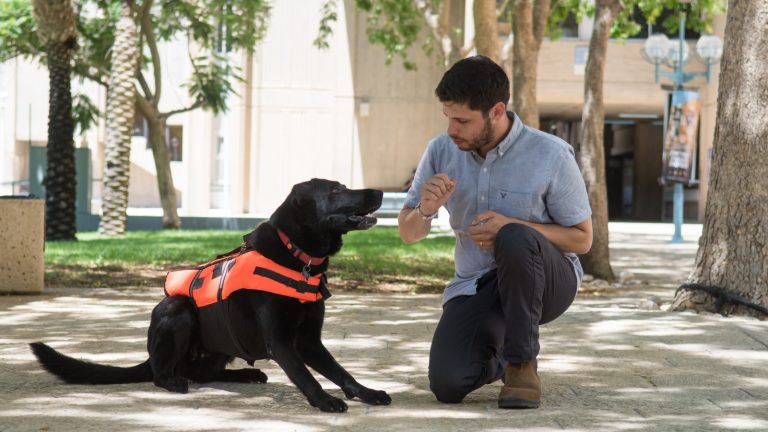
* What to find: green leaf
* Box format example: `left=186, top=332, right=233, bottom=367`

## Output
left=72, top=93, right=101, bottom=135
left=0, top=0, right=42, bottom=62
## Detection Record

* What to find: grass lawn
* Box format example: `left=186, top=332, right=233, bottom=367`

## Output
left=44, top=227, right=456, bottom=293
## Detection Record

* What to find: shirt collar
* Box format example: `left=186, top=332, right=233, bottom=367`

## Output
left=496, top=111, right=524, bottom=156
left=469, top=111, right=524, bottom=160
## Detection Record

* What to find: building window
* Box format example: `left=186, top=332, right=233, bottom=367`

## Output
left=167, top=125, right=183, bottom=162
left=132, top=109, right=147, bottom=137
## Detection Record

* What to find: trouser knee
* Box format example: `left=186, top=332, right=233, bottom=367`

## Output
left=495, top=223, right=541, bottom=263
left=429, top=372, right=470, bottom=404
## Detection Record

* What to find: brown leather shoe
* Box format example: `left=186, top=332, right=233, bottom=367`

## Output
left=498, top=360, right=541, bottom=409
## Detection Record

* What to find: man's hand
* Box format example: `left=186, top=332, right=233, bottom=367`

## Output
left=469, top=212, right=593, bottom=254
left=419, top=173, right=456, bottom=215
left=468, top=211, right=517, bottom=251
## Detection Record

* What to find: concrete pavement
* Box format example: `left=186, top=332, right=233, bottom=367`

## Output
left=1, top=222, right=767, bottom=432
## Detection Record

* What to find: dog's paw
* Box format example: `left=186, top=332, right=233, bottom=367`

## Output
left=155, top=377, right=189, bottom=394
left=248, top=369, right=268, bottom=383
left=352, top=387, right=392, bottom=406
left=310, top=393, right=348, bottom=413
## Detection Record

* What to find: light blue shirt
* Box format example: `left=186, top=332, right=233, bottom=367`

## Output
left=405, top=112, right=592, bottom=304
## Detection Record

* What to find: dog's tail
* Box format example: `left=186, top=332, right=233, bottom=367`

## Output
left=30, top=342, right=153, bottom=385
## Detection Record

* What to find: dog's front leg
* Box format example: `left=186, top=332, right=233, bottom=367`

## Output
left=266, top=327, right=348, bottom=412
left=297, top=313, right=392, bottom=406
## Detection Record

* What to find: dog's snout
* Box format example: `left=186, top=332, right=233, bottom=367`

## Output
left=370, top=189, right=384, bottom=206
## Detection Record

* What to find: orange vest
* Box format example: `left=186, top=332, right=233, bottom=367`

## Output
left=164, top=249, right=328, bottom=307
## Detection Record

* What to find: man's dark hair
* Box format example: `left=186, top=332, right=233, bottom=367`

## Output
left=434, top=55, right=510, bottom=115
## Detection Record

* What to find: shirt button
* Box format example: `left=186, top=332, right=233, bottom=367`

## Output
left=480, top=196, right=485, bottom=201
left=483, top=168, right=488, bottom=172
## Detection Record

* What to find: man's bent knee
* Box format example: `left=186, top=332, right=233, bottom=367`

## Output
left=495, top=223, right=541, bottom=258
left=429, top=375, right=469, bottom=404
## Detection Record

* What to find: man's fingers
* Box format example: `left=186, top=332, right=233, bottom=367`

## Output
left=428, top=179, right=448, bottom=196
left=434, top=173, right=452, bottom=185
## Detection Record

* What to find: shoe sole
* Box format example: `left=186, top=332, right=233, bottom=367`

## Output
left=498, top=398, right=540, bottom=409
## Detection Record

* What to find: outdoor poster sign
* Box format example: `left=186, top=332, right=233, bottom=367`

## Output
left=662, top=90, right=700, bottom=183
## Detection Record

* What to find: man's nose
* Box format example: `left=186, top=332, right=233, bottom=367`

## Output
left=447, top=122, right=458, bottom=136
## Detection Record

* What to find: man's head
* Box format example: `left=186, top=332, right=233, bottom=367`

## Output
left=435, top=55, right=510, bottom=113
left=435, top=56, right=511, bottom=155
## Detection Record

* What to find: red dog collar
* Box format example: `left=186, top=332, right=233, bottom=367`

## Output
left=276, top=229, right=328, bottom=267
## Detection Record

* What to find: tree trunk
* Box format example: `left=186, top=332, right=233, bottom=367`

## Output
left=670, top=0, right=768, bottom=318
left=31, top=0, right=78, bottom=241
left=577, top=0, right=623, bottom=281
left=144, top=110, right=180, bottom=228
left=437, top=0, right=466, bottom=67
left=511, top=0, right=551, bottom=129
left=473, top=0, right=499, bottom=62
left=99, top=0, right=139, bottom=236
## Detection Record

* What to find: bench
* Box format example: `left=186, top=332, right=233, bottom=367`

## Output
left=376, top=192, right=409, bottom=218
left=375, top=192, right=450, bottom=230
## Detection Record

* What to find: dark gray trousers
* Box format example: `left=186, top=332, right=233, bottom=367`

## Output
left=428, top=223, right=578, bottom=403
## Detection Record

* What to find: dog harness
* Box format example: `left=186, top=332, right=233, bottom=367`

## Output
left=164, top=247, right=330, bottom=307
left=162, top=231, right=330, bottom=363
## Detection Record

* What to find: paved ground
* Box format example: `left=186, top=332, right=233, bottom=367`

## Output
left=1, top=222, right=767, bottom=432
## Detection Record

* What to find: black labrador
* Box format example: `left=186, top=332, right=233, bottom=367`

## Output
left=30, top=178, right=391, bottom=412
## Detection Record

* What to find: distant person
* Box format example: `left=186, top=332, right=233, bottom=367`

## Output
left=398, top=56, right=592, bottom=409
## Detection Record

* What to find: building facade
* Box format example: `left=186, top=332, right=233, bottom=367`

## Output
left=0, top=1, right=724, bottom=222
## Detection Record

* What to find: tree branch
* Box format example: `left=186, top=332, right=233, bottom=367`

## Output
left=135, top=90, right=156, bottom=119
left=160, top=100, right=204, bottom=120
left=532, top=0, right=552, bottom=46
left=137, top=71, right=153, bottom=101
left=498, top=0, right=510, bottom=18
left=414, top=0, right=453, bottom=66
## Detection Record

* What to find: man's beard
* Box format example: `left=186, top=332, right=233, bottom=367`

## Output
left=455, top=117, right=493, bottom=152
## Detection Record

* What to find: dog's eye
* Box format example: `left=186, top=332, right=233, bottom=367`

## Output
left=332, top=185, right=345, bottom=193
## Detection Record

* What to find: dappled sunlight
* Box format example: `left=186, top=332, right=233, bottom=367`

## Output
left=370, top=318, right=439, bottom=325
left=0, top=405, right=324, bottom=432
left=0, top=312, right=48, bottom=326
left=322, top=337, right=386, bottom=350
left=3, top=287, right=767, bottom=431
left=590, top=318, right=708, bottom=337
left=654, top=343, right=768, bottom=362
left=713, top=415, right=768, bottom=430
left=539, top=355, right=603, bottom=373
left=366, top=407, right=486, bottom=419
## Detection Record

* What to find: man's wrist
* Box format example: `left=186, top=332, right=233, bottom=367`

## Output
left=415, top=202, right=438, bottom=220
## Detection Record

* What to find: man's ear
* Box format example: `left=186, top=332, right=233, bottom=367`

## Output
left=491, top=102, right=506, bottom=121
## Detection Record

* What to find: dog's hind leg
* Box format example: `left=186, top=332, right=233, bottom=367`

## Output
left=147, top=296, right=197, bottom=393
left=185, top=353, right=268, bottom=384
left=215, top=368, right=268, bottom=383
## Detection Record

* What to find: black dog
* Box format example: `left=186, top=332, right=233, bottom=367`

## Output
left=30, top=178, right=390, bottom=412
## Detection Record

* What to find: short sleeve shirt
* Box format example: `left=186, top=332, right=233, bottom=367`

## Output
left=405, top=112, right=592, bottom=304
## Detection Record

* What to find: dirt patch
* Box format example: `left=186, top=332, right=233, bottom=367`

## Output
left=45, top=264, right=447, bottom=294
left=45, top=263, right=168, bottom=288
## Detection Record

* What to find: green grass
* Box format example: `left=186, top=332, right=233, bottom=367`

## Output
left=44, top=227, right=456, bottom=290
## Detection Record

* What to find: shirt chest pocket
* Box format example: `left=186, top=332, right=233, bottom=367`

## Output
left=492, top=189, right=533, bottom=220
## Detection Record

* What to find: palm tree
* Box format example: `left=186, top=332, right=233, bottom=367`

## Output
left=31, top=0, right=78, bottom=241
left=98, top=0, right=139, bottom=236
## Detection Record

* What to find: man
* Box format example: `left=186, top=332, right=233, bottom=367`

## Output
left=398, top=56, right=592, bottom=409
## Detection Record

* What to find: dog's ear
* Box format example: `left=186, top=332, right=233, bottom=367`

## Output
left=289, top=182, right=312, bottom=209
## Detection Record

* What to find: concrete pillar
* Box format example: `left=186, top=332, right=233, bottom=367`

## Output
left=0, top=198, right=44, bottom=293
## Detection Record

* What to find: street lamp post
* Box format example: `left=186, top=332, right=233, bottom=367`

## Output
left=641, top=12, right=723, bottom=242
